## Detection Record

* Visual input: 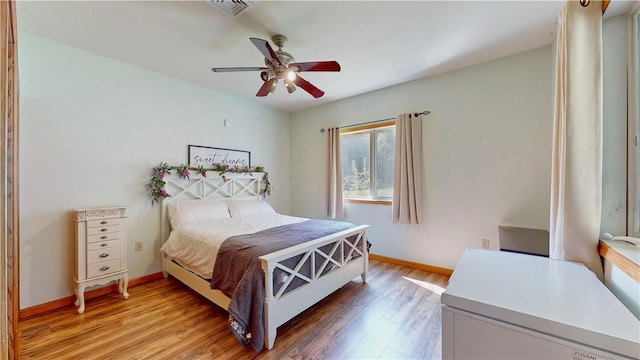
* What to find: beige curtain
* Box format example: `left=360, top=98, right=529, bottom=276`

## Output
left=392, top=113, right=422, bottom=224
left=1, top=0, right=20, bottom=357
left=550, top=0, right=603, bottom=279
left=327, top=127, right=344, bottom=218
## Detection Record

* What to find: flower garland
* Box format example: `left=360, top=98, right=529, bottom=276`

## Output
left=148, top=162, right=271, bottom=204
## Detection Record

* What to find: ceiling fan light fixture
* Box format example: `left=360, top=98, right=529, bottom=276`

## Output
left=268, top=79, right=278, bottom=93
left=284, top=79, right=296, bottom=94
left=286, top=70, right=297, bottom=81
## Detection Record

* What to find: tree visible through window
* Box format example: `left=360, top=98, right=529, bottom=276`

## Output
left=341, top=121, right=395, bottom=201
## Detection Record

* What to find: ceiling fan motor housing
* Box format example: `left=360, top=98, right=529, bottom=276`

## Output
left=265, top=34, right=295, bottom=77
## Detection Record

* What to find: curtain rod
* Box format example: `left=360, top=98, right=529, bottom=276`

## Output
left=320, top=110, right=430, bottom=133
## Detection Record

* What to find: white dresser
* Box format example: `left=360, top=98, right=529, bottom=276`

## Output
left=74, top=206, right=129, bottom=313
left=441, top=248, right=640, bottom=359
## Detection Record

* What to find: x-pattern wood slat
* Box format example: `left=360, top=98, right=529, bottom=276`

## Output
left=201, top=178, right=232, bottom=198
left=270, top=234, right=366, bottom=300
left=165, top=179, right=206, bottom=200
left=164, top=176, right=260, bottom=199
left=343, top=233, right=365, bottom=260
left=233, top=178, right=258, bottom=197
left=314, top=241, right=343, bottom=277
left=273, top=251, right=314, bottom=299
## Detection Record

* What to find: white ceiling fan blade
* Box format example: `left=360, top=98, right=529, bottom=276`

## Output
left=211, top=67, right=267, bottom=73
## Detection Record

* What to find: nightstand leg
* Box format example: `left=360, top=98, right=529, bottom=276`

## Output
left=76, top=283, right=86, bottom=314
left=121, top=274, right=129, bottom=299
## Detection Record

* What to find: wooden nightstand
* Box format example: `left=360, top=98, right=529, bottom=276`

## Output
left=74, top=206, right=129, bottom=313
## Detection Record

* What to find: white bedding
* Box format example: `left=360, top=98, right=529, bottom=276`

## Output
left=160, top=213, right=308, bottom=279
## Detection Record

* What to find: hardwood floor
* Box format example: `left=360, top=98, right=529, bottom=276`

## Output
left=19, top=260, right=449, bottom=360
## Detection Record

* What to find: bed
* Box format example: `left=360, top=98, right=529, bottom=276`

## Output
left=159, top=171, right=369, bottom=351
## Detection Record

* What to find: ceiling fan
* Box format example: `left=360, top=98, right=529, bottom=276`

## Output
left=211, top=34, right=340, bottom=98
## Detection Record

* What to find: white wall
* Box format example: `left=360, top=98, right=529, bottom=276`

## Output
left=290, top=46, right=553, bottom=270
left=18, top=32, right=291, bottom=308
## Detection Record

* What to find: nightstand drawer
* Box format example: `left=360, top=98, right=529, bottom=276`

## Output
left=87, top=218, right=121, bottom=228
left=87, top=232, right=121, bottom=243
left=87, top=225, right=120, bottom=236
left=88, top=246, right=121, bottom=265
left=87, top=259, right=121, bottom=277
left=88, top=239, right=120, bottom=251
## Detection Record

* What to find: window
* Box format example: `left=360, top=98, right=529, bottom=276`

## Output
left=603, top=9, right=640, bottom=238
left=340, top=121, right=395, bottom=203
left=631, top=9, right=640, bottom=236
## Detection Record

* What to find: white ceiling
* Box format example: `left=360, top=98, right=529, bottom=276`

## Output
left=16, top=0, right=635, bottom=113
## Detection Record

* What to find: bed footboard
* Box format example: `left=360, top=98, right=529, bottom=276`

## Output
left=259, top=224, right=369, bottom=349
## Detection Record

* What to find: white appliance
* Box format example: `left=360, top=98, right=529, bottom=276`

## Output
left=441, top=248, right=640, bottom=359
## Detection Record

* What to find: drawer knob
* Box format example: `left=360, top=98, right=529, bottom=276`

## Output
left=100, top=221, right=107, bottom=225
left=99, top=266, right=110, bottom=271
left=100, top=236, right=107, bottom=240
left=100, top=228, right=108, bottom=232
left=99, top=253, right=109, bottom=258
left=100, top=243, right=108, bottom=247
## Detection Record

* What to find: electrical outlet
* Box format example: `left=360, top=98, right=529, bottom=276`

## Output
left=481, top=239, right=490, bottom=249
left=135, top=242, right=143, bottom=251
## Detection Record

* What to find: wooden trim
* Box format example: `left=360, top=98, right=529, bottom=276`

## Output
left=599, top=241, right=640, bottom=283
left=18, top=272, right=164, bottom=321
left=602, top=0, right=610, bottom=14
left=341, top=120, right=395, bottom=134
left=1, top=1, right=20, bottom=358
left=344, top=198, right=391, bottom=205
left=369, top=253, right=453, bottom=276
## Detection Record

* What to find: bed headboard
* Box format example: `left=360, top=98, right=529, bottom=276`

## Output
left=159, top=171, right=265, bottom=244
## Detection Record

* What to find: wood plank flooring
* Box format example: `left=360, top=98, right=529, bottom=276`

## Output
left=19, top=260, right=449, bottom=360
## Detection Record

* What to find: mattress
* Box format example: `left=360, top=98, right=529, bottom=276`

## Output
left=160, top=213, right=308, bottom=278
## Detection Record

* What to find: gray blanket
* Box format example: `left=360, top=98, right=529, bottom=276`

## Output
left=209, top=219, right=356, bottom=352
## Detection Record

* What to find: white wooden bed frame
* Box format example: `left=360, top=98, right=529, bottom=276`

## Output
left=160, top=171, right=369, bottom=350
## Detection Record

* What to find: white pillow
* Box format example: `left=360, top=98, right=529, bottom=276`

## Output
left=225, top=199, right=276, bottom=218
left=167, top=200, right=230, bottom=229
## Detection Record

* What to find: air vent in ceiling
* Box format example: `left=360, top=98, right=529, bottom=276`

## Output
left=206, top=0, right=254, bottom=18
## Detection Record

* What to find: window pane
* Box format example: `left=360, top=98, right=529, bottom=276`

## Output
left=341, top=132, right=370, bottom=198
left=635, top=11, right=640, bottom=236
left=375, top=128, right=395, bottom=197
